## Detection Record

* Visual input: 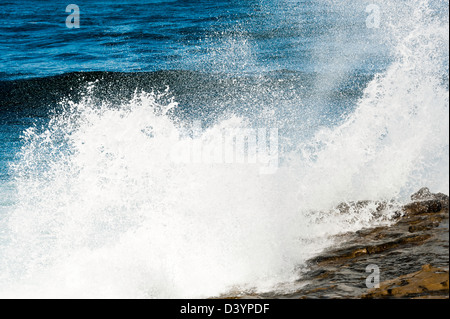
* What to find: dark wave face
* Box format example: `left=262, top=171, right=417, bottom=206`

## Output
left=0, top=70, right=372, bottom=121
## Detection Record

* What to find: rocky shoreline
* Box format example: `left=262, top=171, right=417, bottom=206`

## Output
left=291, top=188, right=449, bottom=299
left=224, top=188, right=449, bottom=299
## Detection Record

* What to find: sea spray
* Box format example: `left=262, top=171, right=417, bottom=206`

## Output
left=295, top=0, right=449, bottom=207
left=0, top=86, right=401, bottom=298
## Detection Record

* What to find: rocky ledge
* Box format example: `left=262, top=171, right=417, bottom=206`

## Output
left=289, top=187, right=449, bottom=299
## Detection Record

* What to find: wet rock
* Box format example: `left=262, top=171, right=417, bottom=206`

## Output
left=362, top=264, right=449, bottom=299
left=286, top=188, right=449, bottom=299
left=408, top=221, right=440, bottom=233
left=403, top=200, right=443, bottom=216
left=312, top=247, right=369, bottom=264
left=411, top=187, right=434, bottom=201
left=410, top=187, right=449, bottom=209
left=310, top=234, right=433, bottom=266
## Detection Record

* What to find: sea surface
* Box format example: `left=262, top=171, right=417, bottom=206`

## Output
left=0, top=0, right=448, bottom=298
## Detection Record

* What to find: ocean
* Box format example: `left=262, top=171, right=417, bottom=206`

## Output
left=0, top=0, right=448, bottom=298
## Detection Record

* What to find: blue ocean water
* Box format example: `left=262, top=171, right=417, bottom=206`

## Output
left=0, top=0, right=448, bottom=298
left=0, top=0, right=389, bottom=78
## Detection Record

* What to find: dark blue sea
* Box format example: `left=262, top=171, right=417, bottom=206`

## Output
left=0, top=0, right=448, bottom=298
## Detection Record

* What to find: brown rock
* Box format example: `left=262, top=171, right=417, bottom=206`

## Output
left=363, top=265, right=449, bottom=299
left=403, top=200, right=443, bottom=216
left=293, top=188, right=448, bottom=299
left=411, top=187, right=434, bottom=201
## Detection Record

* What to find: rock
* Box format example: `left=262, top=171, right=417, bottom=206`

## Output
left=410, top=187, right=449, bottom=209
left=310, top=233, right=433, bottom=266
left=408, top=222, right=440, bottom=233
left=411, top=187, right=434, bottom=201
left=287, top=188, right=449, bottom=299
left=403, top=200, right=443, bottom=216
left=362, top=265, right=449, bottom=299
